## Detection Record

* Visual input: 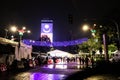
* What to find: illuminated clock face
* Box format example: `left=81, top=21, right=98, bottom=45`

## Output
left=43, top=24, right=51, bottom=33
left=41, top=23, right=52, bottom=33
left=45, top=24, right=49, bottom=29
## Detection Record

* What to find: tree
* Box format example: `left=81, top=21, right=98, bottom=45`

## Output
left=79, top=19, right=119, bottom=55
left=108, top=44, right=117, bottom=55
left=78, top=41, right=89, bottom=53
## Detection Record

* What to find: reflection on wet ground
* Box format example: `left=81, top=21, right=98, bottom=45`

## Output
left=7, top=62, right=85, bottom=80
left=43, top=62, right=90, bottom=70
left=15, top=72, right=67, bottom=80
left=43, top=64, right=83, bottom=70
left=85, top=74, right=120, bottom=80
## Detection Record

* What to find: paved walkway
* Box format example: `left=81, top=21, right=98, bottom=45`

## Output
left=0, top=62, right=88, bottom=80
left=14, top=62, right=83, bottom=80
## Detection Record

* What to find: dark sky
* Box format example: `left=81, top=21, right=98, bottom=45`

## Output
left=0, top=0, right=120, bottom=41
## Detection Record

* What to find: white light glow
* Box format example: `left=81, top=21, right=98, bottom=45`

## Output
left=11, top=26, right=17, bottom=32
left=27, top=30, right=31, bottom=33
left=22, top=27, right=26, bottom=30
left=82, top=25, right=89, bottom=31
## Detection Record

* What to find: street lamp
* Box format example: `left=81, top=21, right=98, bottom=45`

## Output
left=10, top=26, right=31, bottom=53
left=4, top=29, right=8, bottom=39
left=10, top=26, right=31, bottom=41
left=82, top=24, right=96, bottom=37
left=82, top=24, right=89, bottom=31
left=10, top=26, right=17, bottom=32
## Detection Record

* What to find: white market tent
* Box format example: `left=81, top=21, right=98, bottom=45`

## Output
left=0, top=37, right=32, bottom=61
left=0, top=37, right=18, bottom=46
left=47, top=49, right=75, bottom=57
left=15, top=41, right=32, bottom=61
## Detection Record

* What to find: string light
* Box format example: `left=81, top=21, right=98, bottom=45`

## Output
left=23, top=38, right=88, bottom=46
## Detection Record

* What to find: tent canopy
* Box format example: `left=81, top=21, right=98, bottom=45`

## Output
left=0, top=37, right=18, bottom=46
left=47, top=49, right=74, bottom=57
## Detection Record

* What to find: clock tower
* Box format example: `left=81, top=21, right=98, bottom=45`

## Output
left=40, top=19, right=53, bottom=42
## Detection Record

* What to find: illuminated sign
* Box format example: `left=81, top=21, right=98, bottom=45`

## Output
left=41, top=23, right=53, bottom=33
left=40, top=22, right=53, bottom=42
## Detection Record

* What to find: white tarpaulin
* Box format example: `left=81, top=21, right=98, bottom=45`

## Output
left=15, top=42, right=32, bottom=61
left=47, top=49, right=74, bottom=57
left=0, top=37, right=18, bottom=46
left=0, top=37, right=32, bottom=61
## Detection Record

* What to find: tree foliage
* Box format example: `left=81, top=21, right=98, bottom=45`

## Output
left=78, top=20, right=118, bottom=54
left=78, top=37, right=101, bottom=53
left=108, top=44, right=117, bottom=52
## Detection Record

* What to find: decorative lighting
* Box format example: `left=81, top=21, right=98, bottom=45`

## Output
left=11, top=26, right=17, bottom=32
left=23, top=38, right=88, bottom=46
left=82, top=25, right=89, bottom=31
left=22, top=27, right=26, bottom=30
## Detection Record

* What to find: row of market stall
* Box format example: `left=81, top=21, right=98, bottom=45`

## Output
left=0, top=37, right=32, bottom=71
left=0, top=37, right=77, bottom=71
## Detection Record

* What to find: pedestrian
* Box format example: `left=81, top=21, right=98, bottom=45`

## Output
left=37, top=56, right=41, bottom=65
left=67, top=57, right=70, bottom=63
left=79, top=57, right=81, bottom=64
left=52, top=57, right=56, bottom=63
left=81, top=57, right=85, bottom=65
left=91, top=57, right=94, bottom=67
left=85, top=56, right=89, bottom=67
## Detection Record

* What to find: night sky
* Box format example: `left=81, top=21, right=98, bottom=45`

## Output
left=0, top=0, right=120, bottom=41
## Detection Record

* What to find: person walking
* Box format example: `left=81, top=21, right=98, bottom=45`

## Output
left=85, top=56, right=89, bottom=67
left=91, top=56, right=94, bottom=68
left=79, top=57, right=82, bottom=64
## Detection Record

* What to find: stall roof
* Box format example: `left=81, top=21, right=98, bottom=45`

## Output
left=47, top=49, right=75, bottom=57
left=0, top=37, right=18, bottom=46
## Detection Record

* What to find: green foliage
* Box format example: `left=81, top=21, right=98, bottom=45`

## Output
left=78, top=37, right=101, bottom=53
left=79, top=22, right=118, bottom=54
left=78, top=42, right=89, bottom=53
left=108, top=44, right=117, bottom=52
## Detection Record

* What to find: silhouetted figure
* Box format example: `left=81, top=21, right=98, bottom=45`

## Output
left=11, top=60, right=18, bottom=70
left=85, top=56, right=89, bottom=67
left=67, top=57, right=70, bottom=63
left=99, top=47, right=102, bottom=54
left=52, top=57, right=56, bottom=63
left=81, top=57, right=85, bottom=65
left=79, top=57, right=81, bottom=64
left=73, top=57, right=75, bottom=62
left=91, top=57, right=94, bottom=67
left=45, top=56, right=49, bottom=64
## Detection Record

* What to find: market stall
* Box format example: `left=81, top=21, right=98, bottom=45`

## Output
left=47, top=49, right=74, bottom=58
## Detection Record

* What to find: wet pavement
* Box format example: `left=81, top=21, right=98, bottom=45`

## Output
left=0, top=62, right=86, bottom=80
left=85, top=74, right=120, bottom=80
left=65, top=61, right=120, bottom=80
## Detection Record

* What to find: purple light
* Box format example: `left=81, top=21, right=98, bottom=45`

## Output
left=31, top=73, right=66, bottom=80
left=41, top=23, right=53, bottom=33
left=23, top=38, right=88, bottom=46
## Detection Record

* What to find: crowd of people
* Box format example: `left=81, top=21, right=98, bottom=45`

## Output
left=0, top=53, right=97, bottom=72
left=36, top=55, right=96, bottom=68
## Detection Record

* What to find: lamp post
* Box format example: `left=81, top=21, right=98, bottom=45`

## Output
left=11, top=26, right=30, bottom=40
left=4, top=29, right=8, bottom=39
left=82, top=24, right=96, bottom=37
left=10, top=26, right=31, bottom=47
